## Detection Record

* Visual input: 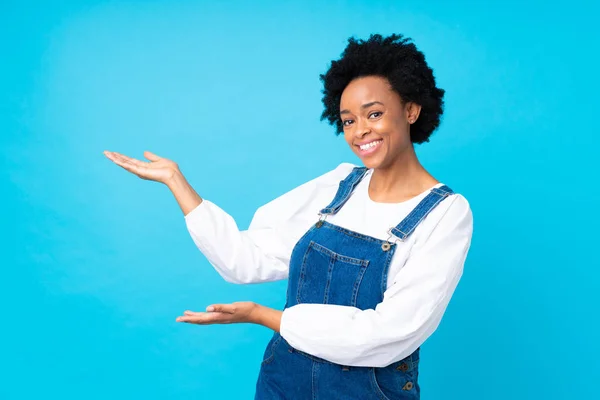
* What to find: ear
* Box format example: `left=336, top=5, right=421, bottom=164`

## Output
left=405, top=102, right=422, bottom=124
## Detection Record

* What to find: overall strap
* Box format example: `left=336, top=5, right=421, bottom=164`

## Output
left=319, top=167, right=368, bottom=215
left=389, top=185, right=455, bottom=241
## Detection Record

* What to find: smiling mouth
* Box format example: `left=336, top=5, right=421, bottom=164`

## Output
left=357, top=139, right=383, bottom=154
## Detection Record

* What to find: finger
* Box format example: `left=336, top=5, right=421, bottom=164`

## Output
left=143, top=151, right=162, bottom=162
left=104, top=151, right=122, bottom=162
left=110, top=152, right=148, bottom=167
left=176, top=312, right=229, bottom=324
left=206, top=304, right=235, bottom=314
left=105, top=151, right=131, bottom=161
left=109, top=155, right=147, bottom=175
left=176, top=314, right=208, bottom=323
left=104, top=151, right=129, bottom=164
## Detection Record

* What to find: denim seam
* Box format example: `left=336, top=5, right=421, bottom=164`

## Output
left=370, top=368, right=392, bottom=400
left=381, top=246, right=396, bottom=298
left=260, top=335, right=281, bottom=366
left=311, top=241, right=370, bottom=266
left=311, top=361, right=318, bottom=400
left=319, top=167, right=368, bottom=215
left=352, top=260, right=369, bottom=307
left=319, top=221, right=385, bottom=244
left=396, top=194, right=449, bottom=239
left=296, top=243, right=314, bottom=304
left=323, top=257, right=335, bottom=304
left=392, top=191, right=453, bottom=240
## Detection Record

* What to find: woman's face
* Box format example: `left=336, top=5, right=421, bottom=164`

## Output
left=339, top=76, right=420, bottom=170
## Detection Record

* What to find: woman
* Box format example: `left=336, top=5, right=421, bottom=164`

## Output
left=105, top=34, right=473, bottom=399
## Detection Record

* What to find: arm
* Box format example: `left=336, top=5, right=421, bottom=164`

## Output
left=104, top=150, right=203, bottom=216
left=104, top=149, right=293, bottom=283
left=104, top=150, right=356, bottom=284
left=182, top=163, right=357, bottom=284
left=165, top=170, right=203, bottom=216
left=176, top=302, right=283, bottom=332
left=278, top=195, right=474, bottom=367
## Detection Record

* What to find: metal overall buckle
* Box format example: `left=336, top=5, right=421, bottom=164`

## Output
left=382, top=227, right=397, bottom=252
left=316, top=213, right=326, bottom=228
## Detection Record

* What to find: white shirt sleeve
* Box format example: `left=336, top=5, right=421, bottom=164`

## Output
left=183, top=163, right=356, bottom=284
left=279, top=194, right=474, bottom=367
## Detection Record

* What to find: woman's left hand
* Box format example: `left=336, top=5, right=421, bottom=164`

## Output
left=176, top=302, right=282, bottom=332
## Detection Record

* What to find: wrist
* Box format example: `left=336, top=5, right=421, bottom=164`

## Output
left=250, top=303, right=282, bottom=332
left=249, top=303, right=265, bottom=324
left=164, top=168, right=184, bottom=188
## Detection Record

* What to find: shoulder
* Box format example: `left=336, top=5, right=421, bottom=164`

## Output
left=413, top=191, right=473, bottom=244
left=444, top=193, right=472, bottom=219
left=435, top=192, right=473, bottom=227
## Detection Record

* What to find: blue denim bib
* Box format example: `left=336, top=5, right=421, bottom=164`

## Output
left=255, top=167, right=454, bottom=400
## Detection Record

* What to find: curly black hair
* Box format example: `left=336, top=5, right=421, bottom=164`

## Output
left=320, top=34, right=445, bottom=144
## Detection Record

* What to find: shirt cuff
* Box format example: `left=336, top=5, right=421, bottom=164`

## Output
left=184, top=199, right=209, bottom=221
left=279, top=307, right=298, bottom=348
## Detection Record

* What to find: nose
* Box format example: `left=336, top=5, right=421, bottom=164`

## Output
left=353, top=118, right=370, bottom=138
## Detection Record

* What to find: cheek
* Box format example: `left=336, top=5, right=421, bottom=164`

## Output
left=343, top=130, right=353, bottom=146
left=371, top=119, right=394, bottom=139
left=373, top=115, right=396, bottom=130
left=385, top=120, right=407, bottom=136
left=378, top=121, right=410, bottom=147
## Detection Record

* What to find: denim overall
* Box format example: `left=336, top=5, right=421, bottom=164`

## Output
left=255, top=167, right=454, bottom=400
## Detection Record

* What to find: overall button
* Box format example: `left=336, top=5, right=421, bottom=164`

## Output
left=402, top=382, right=414, bottom=391
left=381, top=242, right=391, bottom=251
left=396, top=362, right=409, bottom=372
left=316, top=221, right=323, bottom=228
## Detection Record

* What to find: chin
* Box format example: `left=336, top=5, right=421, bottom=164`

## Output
left=357, top=155, right=385, bottom=169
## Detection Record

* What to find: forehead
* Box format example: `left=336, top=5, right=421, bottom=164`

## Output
left=340, top=76, right=399, bottom=108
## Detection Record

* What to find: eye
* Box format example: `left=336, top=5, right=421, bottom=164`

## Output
left=342, top=119, right=354, bottom=127
left=369, top=111, right=383, bottom=119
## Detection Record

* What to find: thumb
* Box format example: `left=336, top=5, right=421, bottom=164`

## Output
left=143, top=151, right=162, bottom=162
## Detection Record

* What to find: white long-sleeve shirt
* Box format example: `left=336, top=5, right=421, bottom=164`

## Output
left=185, top=162, right=473, bottom=367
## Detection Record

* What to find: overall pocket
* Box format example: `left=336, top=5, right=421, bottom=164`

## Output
left=296, top=241, right=369, bottom=306
left=370, top=357, right=420, bottom=400
left=260, top=334, right=282, bottom=366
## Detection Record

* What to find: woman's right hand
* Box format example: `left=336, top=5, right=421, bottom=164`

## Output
left=104, top=150, right=203, bottom=215
left=104, top=150, right=179, bottom=185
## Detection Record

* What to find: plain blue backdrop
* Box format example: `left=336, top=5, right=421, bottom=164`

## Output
left=1, top=1, right=598, bottom=399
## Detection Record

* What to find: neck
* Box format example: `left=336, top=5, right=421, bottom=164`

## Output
left=368, top=146, right=438, bottom=203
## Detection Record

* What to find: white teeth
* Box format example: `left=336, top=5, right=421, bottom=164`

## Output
left=359, top=140, right=382, bottom=151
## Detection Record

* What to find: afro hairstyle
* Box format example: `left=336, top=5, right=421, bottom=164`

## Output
left=320, top=33, right=445, bottom=144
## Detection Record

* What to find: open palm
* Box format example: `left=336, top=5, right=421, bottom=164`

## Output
left=104, top=150, right=178, bottom=184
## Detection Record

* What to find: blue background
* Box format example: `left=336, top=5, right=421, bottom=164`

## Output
left=1, top=1, right=598, bottom=399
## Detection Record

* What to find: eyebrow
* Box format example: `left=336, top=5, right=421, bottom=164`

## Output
left=340, top=101, right=385, bottom=115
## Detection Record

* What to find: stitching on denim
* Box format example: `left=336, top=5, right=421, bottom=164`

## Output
left=311, top=361, right=318, bottom=400
left=381, top=245, right=396, bottom=298
left=260, top=335, right=281, bottom=366
left=392, top=227, right=409, bottom=239
left=432, top=185, right=453, bottom=195
left=323, top=257, right=335, bottom=304
left=319, top=167, right=368, bottom=215
left=400, top=195, right=448, bottom=238
left=391, top=190, right=454, bottom=241
left=311, top=241, right=369, bottom=266
left=370, top=368, right=391, bottom=400
left=352, top=259, right=370, bottom=307
left=319, top=221, right=383, bottom=244
left=296, top=242, right=315, bottom=304
left=293, top=347, right=336, bottom=365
